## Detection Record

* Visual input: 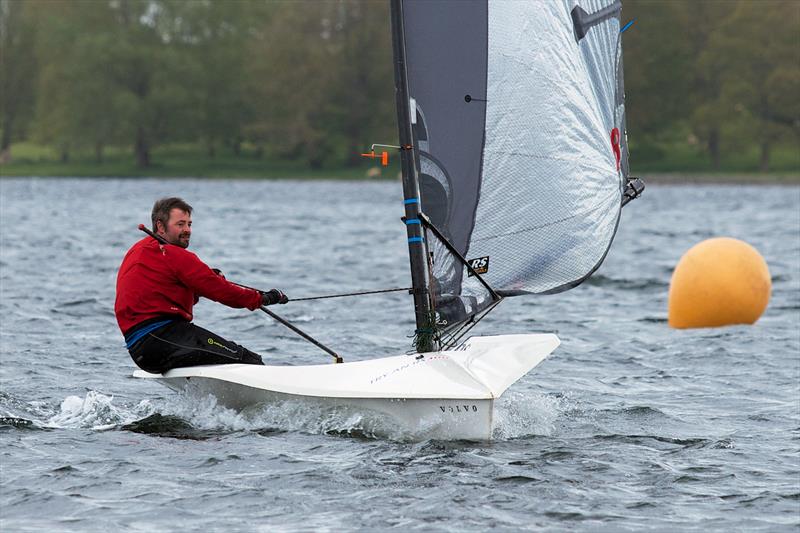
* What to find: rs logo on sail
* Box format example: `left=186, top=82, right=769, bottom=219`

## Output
left=467, top=256, right=489, bottom=276
left=440, top=405, right=478, bottom=413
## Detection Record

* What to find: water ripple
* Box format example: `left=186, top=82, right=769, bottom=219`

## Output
left=1, top=180, right=798, bottom=531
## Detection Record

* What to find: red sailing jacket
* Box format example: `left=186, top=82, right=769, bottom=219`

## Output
left=115, top=237, right=262, bottom=334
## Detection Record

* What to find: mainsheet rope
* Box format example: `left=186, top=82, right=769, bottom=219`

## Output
left=290, top=286, right=412, bottom=302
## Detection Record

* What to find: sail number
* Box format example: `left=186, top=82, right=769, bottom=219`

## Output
left=467, top=256, right=489, bottom=276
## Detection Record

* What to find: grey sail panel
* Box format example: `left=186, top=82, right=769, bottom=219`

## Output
left=400, top=0, right=628, bottom=327
left=402, top=0, right=491, bottom=327
left=402, top=0, right=487, bottom=253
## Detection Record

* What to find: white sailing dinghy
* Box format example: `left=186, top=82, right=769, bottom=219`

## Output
left=134, top=0, right=643, bottom=440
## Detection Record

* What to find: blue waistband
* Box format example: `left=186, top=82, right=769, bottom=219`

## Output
left=125, top=320, right=173, bottom=349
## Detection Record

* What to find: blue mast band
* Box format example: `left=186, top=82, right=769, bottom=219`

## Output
left=405, top=219, right=421, bottom=225
left=408, top=237, right=424, bottom=243
left=620, top=19, right=636, bottom=33
left=404, top=198, right=420, bottom=205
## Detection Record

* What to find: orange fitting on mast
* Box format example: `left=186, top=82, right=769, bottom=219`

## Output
left=360, top=150, right=390, bottom=167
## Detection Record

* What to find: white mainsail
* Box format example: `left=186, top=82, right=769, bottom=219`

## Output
left=401, top=0, right=632, bottom=330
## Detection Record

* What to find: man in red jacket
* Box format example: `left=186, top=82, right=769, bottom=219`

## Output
left=115, top=197, right=288, bottom=373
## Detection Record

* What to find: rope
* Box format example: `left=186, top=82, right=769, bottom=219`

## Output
left=291, top=286, right=412, bottom=302
left=440, top=298, right=504, bottom=349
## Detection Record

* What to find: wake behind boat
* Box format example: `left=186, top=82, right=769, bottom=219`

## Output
left=134, top=0, right=643, bottom=440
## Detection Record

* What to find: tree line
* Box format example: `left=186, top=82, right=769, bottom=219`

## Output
left=1, top=0, right=798, bottom=172
left=624, top=0, right=799, bottom=171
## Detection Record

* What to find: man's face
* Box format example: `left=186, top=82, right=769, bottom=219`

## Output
left=157, top=208, right=192, bottom=248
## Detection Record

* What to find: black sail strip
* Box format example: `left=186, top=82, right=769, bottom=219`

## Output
left=402, top=0, right=492, bottom=331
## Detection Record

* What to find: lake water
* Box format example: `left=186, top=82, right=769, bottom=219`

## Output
left=1, top=178, right=798, bottom=531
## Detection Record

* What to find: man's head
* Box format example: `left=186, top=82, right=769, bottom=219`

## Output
left=151, top=197, right=193, bottom=248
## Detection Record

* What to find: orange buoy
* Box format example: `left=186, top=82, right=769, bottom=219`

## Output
left=668, top=238, right=771, bottom=329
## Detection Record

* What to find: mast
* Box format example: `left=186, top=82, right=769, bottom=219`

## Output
left=389, top=0, right=437, bottom=353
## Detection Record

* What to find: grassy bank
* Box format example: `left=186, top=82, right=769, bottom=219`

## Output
left=628, top=140, right=799, bottom=184
left=1, top=141, right=797, bottom=182
left=644, top=173, right=799, bottom=184
left=0, top=142, right=397, bottom=180
left=631, top=141, right=799, bottom=176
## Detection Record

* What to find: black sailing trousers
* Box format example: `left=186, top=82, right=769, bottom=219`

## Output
left=128, top=320, right=263, bottom=374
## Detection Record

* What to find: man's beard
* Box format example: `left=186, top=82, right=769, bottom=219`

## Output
left=171, top=233, right=190, bottom=248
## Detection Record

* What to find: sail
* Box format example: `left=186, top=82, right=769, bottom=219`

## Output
left=400, top=0, right=629, bottom=329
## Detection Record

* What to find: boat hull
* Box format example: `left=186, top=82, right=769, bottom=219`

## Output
left=133, top=333, right=560, bottom=440
left=156, top=374, right=495, bottom=440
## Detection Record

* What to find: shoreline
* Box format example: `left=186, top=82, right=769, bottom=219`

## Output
left=1, top=172, right=798, bottom=184
left=641, top=173, right=800, bottom=185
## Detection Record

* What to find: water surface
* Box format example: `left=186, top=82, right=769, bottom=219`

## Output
left=1, top=179, right=798, bottom=531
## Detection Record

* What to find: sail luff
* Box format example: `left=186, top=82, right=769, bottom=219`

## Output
left=389, top=0, right=437, bottom=352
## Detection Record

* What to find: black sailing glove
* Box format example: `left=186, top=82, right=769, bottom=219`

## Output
left=261, top=289, right=289, bottom=306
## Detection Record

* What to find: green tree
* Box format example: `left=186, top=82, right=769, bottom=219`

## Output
left=245, top=1, right=395, bottom=169
left=683, top=1, right=737, bottom=169
left=31, top=0, right=200, bottom=167
left=709, top=0, right=800, bottom=171
left=31, top=1, right=120, bottom=161
left=245, top=2, right=332, bottom=167
left=623, top=0, right=693, bottom=160
left=160, top=0, right=254, bottom=158
left=315, top=0, right=395, bottom=168
left=0, top=0, right=38, bottom=162
left=108, top=0, right=199, bottom=167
